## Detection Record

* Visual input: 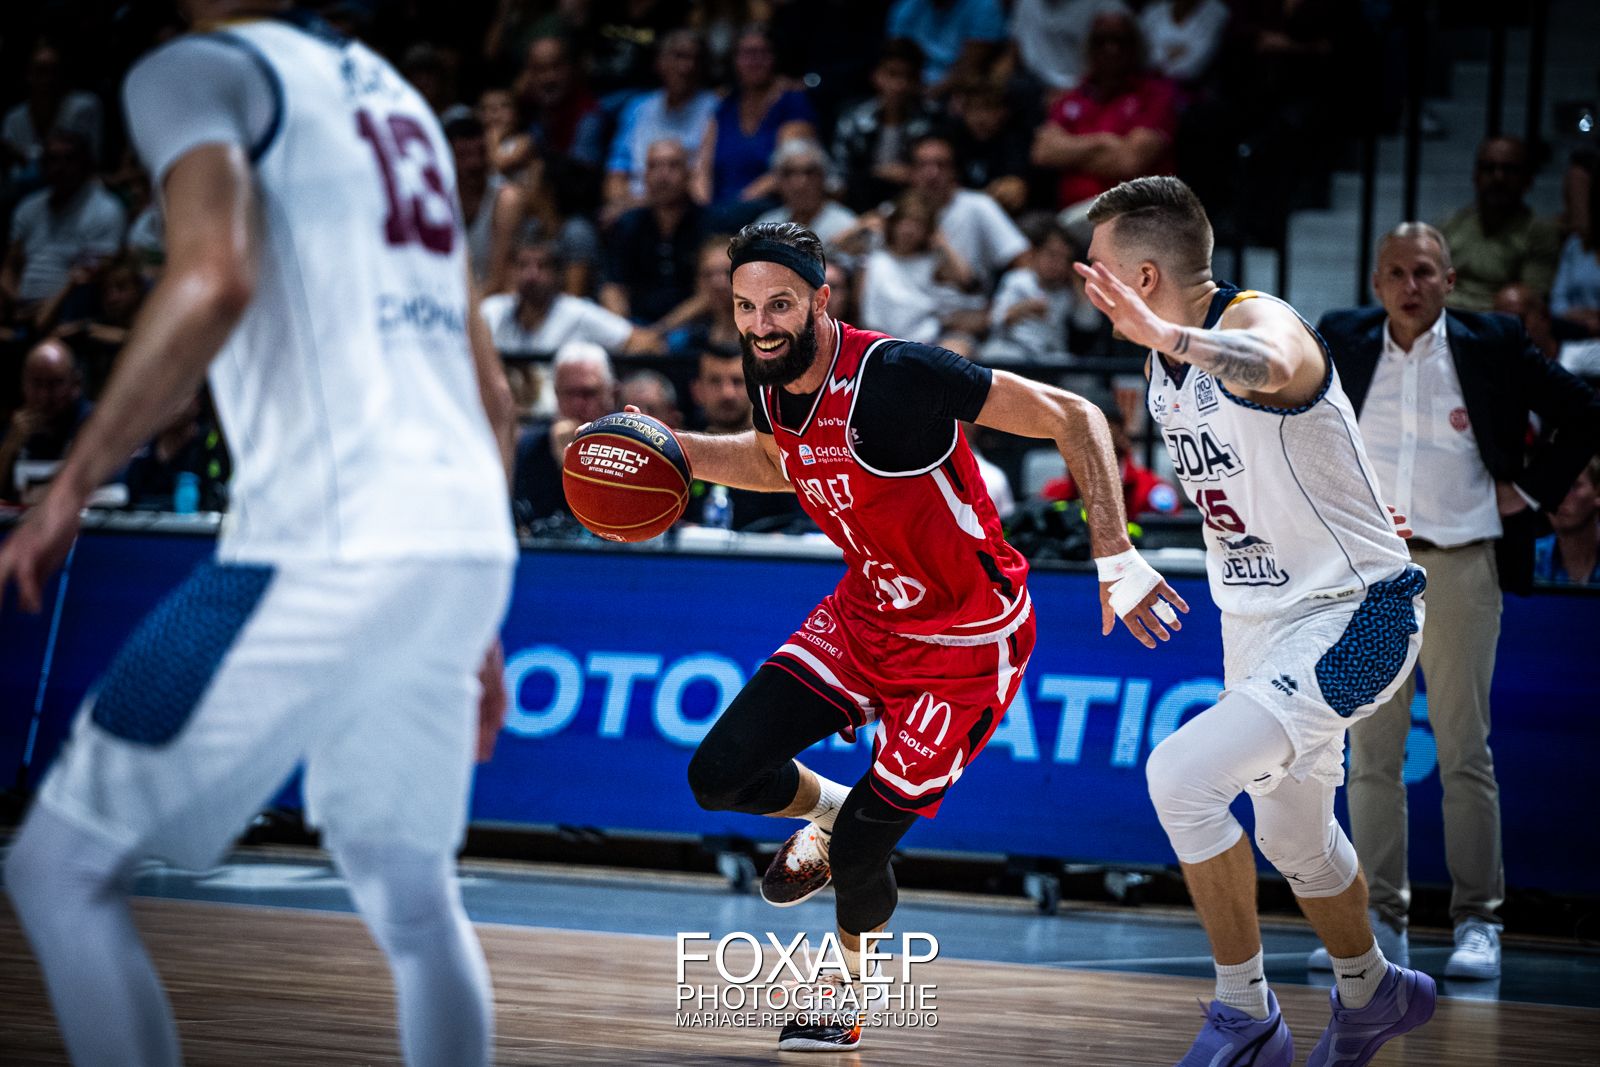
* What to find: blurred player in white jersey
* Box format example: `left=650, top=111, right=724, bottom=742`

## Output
left=1075, top=177, right=1436, bottom=1067
left=0, top=4, right=517, bottom=1065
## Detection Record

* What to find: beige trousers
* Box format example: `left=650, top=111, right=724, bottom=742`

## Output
left=1346, top=540, right=1505, bottom=928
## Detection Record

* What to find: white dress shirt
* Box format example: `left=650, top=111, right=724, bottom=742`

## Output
left=1357, top=312, right=1501, bottom=546
left=479, top=293, right=634, bottom=356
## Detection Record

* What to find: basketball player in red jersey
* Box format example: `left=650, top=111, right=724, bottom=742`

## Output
left=674, top=222, right=1187, bottom=1051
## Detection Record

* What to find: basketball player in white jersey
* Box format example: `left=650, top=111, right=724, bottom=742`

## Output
left=1075, top=177, right=1436, bottom=1067
left=0, top=4, right=516, bottom=1065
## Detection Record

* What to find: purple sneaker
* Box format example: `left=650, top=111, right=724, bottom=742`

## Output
left=1175, top=988, right=1294, bottom=1066
left=1307, top=963, right=1436, bottom=1067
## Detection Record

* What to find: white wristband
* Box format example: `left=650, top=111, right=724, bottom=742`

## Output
left=1094, top=548, right=1143, bottom=582
left=1095, top=547, right=1162, bottom=617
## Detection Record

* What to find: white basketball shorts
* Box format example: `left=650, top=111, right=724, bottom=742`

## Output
left=1220, top=564, right=1426, bottom=794
left=36, top=557, right=513, bottom=869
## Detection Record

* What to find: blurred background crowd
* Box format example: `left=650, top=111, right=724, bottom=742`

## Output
left=0, top=0, right=1595, bottom=580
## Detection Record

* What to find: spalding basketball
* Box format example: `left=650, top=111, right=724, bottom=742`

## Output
left=562, top=412, right=693, bottom=542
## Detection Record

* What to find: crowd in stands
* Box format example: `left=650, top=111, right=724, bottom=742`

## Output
left=0, top=0, right=1596, bottom=579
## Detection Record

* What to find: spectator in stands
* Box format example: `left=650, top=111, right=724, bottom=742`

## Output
left=695, top=25, right=817, bottom=216
left=448, top=115, right=523, bottom=294
left=513, top=341, right=617, bottom=525
left=833, top=39, right=944, bottom=214
left=1138, top=0, right=1230, bottom=88
left=1319, top=222, right=1600, bottom=979
left=587, top=0, right=690, bottom=98
left=482, top=239, right=660, bottom=357
left=659, top=234, right=740, bottom=354
left=886, top=0, right=1008, bottom=92
left=123, top=391, right=230, bottom=513
left=906, top=132, right=1029, bottom=289
left=37, top=254, right=147, bottom=397
left=1007, top=0, right=1128, bottom=93
left=948, top=81, right=1032, bottom=215
left=1, top=42, right=104, bottom=188
left=983, top=221, right=1079, bottom=363
left=482, top=0, right=572, bottom=79
left=1041, top=407, right=1179, bottom=519
left=602, top=139, right=705, bottom=325
left=681, top=344, right=805, bottom=530
left=824, top=260, right=858, bottom=324
left=1, top=129, right=126, bottom=322
left=507, top=152, right=604, bottom=296
left=108, top=163, right=164, bottom=278
left=1493, top=284, right=1560, bottom=361
left=477, top=88, right=535, bottom=176
left=1031, top=12, right=1177, bottom=216
left=690, top=343, right=751, bottom=432
left=400, top=42, right=456, bottom=116
left=1439, top=137, right=1562, bottom=312
left=754, top=140, right=858, bottom=250
left=859, top=195, right=974, bottom=344
left=1534, top=456, right=1599, bottom=586
left=1550, top=197, right=1600, bottom=342
left=0, top=339, right=120, bottom=506
left=518, top=35, right=606, bottom=170
left=604, top=29, right=718, bottom=220
left=689, top=0, right=762, bottom=82
left=619, top=369, right=684, bottom=428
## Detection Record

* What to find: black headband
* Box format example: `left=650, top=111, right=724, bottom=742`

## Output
left=729, top=239, right=826, bottom=290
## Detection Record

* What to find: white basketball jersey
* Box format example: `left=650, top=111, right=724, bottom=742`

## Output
left=1147, top=287, right=1409, bottom=617
left=133, top=16, right=514, bottom=564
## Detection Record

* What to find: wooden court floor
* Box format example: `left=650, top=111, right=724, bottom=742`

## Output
left=2, top=898, right=1597, bottom=1065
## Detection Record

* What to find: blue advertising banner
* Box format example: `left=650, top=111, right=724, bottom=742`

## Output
left=2, top=530, right=1595, bottom=894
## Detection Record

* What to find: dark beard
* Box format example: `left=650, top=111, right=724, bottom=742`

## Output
left=741, top=308, right=818, bottom=388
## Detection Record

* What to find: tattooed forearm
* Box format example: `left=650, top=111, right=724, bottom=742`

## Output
left=1166, top=327, right=1277, bottom=390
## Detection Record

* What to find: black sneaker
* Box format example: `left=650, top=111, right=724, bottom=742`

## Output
left=777, top=1008, right=862, bottom=1053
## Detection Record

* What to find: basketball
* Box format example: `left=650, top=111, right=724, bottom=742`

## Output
left=562, top=412, right=693, bottom=542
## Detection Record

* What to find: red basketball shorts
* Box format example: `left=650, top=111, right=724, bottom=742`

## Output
left=765, top=593, right=1035, bottom=817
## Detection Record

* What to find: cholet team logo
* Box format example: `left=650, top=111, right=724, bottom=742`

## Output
left=805, top=608, right=837, bottom=635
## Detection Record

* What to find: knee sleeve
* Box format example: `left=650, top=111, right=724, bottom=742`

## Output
left=685, top=742, right=798, bottom=814
left=1144, top=734, right=1246, bottom=865
left=829, top=781, right=917, bottom=934
left=686, top=665, right=841, bottom=814
left=1253, top=792, right=1359, bottom=899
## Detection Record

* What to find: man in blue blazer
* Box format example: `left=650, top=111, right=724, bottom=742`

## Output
left=1313, top=222, right=1599, bottom=981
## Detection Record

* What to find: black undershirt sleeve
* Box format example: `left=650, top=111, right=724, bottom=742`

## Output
left=851, top=341, right=993, bottom=474
left=745, top=376, right=774, bottom=434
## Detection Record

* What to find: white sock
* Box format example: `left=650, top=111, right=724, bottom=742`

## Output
left=1214, top=949, right=1270, bottom=1019
left=840, top=940, right=862, bottom=982
left=804, top=776, right=851, bottom=832
left=837, top=940, right=890, bottom=1013
left=1332, top=938, right=1387, bottom=1010
left=333, top=840, right=493, bottom=1067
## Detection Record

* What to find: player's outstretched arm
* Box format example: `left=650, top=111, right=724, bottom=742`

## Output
left=975, top=371, right=1187, bottom=648
left=0, top=144, right=257, bottom=613
left=673, top=427, right=793, bottom=493
left=1074, top=262, right=1323, bottom=405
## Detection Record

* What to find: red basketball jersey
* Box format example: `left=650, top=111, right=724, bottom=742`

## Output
left=758, top=321, right=1030, bottom=643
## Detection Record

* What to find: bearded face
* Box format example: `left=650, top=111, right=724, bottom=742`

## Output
left=740, top=305, right=818, bottom=388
